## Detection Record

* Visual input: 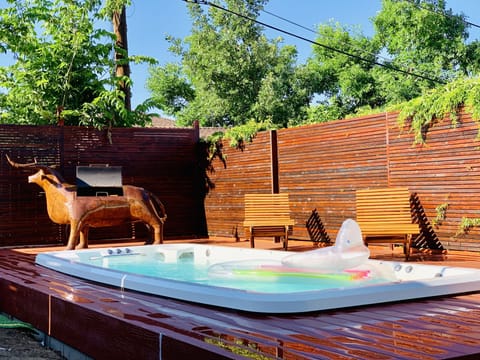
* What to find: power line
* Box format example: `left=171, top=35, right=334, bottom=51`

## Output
left=184, top=0, right=444, bottom=85
left=262, top=8, right=316, bottom=35
left=401, top=0, right=480, bottom=29
left=261, top=7, right=397, bottom=71
left=263, top=1, right=479, bottom=80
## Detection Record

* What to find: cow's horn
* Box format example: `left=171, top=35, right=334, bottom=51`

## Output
left=5, top=154, right=38, bottom=168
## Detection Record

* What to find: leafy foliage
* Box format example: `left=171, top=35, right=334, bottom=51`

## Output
left=457, top=217, right=480, bottom=236
left=146, top=0, right=311, bottom=128
left=0, top=0, right=156, bottom=128
left=205, top=119, right=272, bottom=163
left=373, top=0, right=470, bottom=83
left=101, top=0, right=132, bottom=16
left=304, top=0, right=480, bottom=124
left=433, top=202, right=449, bottom=227
left=148, top=63, right=195, bottom=115
left=304, top=22, right=382, bottom=122
left=202, top=119, right=274, bottom=178
left=394, top=77, right=480, bottom=143
left=222, top=119, right=273, bottom=148
left=3, top=0, right=476, bottom=137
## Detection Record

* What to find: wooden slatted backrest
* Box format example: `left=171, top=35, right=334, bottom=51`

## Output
left=356, top=187, right=413, bottom=225
left=243, top=193, right=294, bottom=226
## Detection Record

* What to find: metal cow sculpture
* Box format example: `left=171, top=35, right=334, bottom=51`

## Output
left=7, top=155, right=167, bottom=250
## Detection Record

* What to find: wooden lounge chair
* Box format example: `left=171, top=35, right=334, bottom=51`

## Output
left=356, top=187, right=420, bottom=260
left=243, top=193, right=295, bottom=250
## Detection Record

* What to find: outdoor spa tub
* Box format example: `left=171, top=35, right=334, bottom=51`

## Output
left=36, top=243, right=480, bottom=314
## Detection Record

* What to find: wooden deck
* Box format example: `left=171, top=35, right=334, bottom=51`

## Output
left=1, top=238, right=480, bottom=359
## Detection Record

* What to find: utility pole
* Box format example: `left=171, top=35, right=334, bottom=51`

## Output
left=112, top=6, right=131, bottom=111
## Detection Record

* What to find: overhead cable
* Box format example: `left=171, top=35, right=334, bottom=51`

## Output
left=261, top=8, right=398, bottom=72
left=183, top=0, right=445, bottom=84
left=401, top=0, right=480, bottom=29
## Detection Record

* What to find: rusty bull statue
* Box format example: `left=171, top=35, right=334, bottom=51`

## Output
left=7, top=155, right=167, bottom=249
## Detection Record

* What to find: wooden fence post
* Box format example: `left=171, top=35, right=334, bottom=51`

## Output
left=270, top=129, right=279, bottom=194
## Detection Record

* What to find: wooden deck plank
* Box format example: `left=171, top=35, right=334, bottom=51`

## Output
left=1, top=240, right=480, bottom=359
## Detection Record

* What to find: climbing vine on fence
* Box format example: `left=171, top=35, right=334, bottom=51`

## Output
left=457, top=217, right=480, bottom=236
left=205, top=119, right=274, bottom=161
left=433, top=202, right=449, bottom=228
left=395, top=77, right=480, bottom=143
left=395, top=77, right=480, bottom=237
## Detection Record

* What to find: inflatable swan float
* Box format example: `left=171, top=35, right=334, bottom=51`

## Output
left=208, top=219, right=371, bottom=279
left=282, top=218, right=369, bottom=271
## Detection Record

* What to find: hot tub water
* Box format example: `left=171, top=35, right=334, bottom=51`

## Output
left=36, top=242, right=480, bottom=313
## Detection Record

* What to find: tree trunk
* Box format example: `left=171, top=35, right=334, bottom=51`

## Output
left=113, top=6, right=131, bottom=111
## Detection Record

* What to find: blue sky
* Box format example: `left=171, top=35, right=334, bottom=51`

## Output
left=127, top=0, right=382, bottom=107
left=1, top=1, right=480, bottom=108
left=125, top=0, right=480, bottom=107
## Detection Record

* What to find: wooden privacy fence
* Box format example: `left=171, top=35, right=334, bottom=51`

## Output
left=0, top=124, right=207, bottom=247
left=204, top=109, right=480, bottom=252
left=2, top=109, right=480, bottom=252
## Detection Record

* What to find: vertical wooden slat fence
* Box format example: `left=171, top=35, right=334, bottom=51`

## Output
left=204, top=110, right=480, bottom=252
left=386, top=110, right=480, bottom=251
left=278, top=113, right=391, bottom=235
left=0, top=124, right=205, bottom=247
left=0, top=125, right=63, bottom=246
left=2, top=109, right=480, bottom=252
left=204, top=131, right=273, bottom=239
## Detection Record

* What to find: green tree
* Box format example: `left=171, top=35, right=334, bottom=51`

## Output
left=147, top=0, right=311, bottom=128
left=372, top=0, right=473, bottom=103
left=304, top=22, right=382, bottom=123
left=0, top=0, right=155, bottom=127
left=304, top=0, right=480, bottom=124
